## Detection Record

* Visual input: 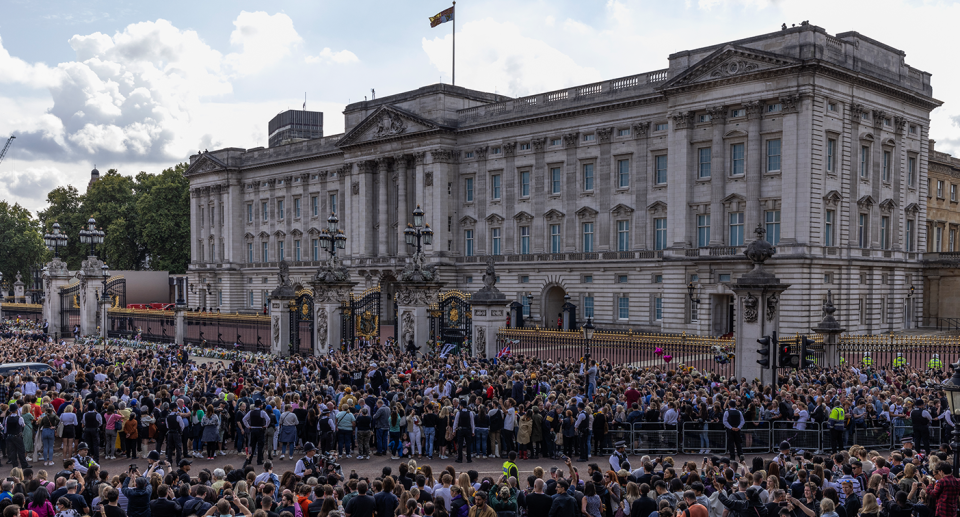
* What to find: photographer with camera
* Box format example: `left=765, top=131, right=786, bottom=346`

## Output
left=121, top=464, right=157, bottom=517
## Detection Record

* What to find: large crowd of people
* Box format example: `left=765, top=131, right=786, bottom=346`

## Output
left=0, top=320, right=957, bottom=517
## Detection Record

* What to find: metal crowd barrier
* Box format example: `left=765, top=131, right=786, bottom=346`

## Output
left=586, top=421, right=955, bottom=456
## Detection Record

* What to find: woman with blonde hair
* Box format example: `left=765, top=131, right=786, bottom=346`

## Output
left=859, top=493, right=879, bottom=517
left=457, top=473, right=474, bottom=499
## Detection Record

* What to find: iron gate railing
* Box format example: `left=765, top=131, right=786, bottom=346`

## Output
left=495, top=328, right=736, bottom=376
left=341, top=286, right=380, bottom=350
left=184, top=311, right=271, bottom=353
left=429, top=290, right=472, bottom=354
left=108, top=308, right=175, bottom=342
left=289, top=289, right=314, bottom=356
left=60, top=282, right=81, bottom=335
left=0, top=303, right=43, bottom=323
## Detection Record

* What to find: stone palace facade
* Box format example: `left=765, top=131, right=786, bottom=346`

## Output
left=183, top=24, right=940, bottom=336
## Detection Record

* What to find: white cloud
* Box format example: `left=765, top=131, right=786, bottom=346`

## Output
left=0, top=36, right=61, bottom=89
left=224, top=11, right=303, bottom=76
left=562, top=18, right=593, bottom=35
left=544, top=15, right=555, bottom=27
left=305, top=48, right=359, bottom=65
left=422, top=18, right=602, bottom=97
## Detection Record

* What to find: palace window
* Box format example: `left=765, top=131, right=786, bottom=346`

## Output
left=729, top=212, right=744, bottom=246
left=765, top=211, right=781, bottom=245
left=618, top=159, right=630, bottom=187
left=698, top=148, right=711, bottom=179
left=731, top=143, right=745, bottom=176
left=617, top=220, right=630, bottom=251
left=465, top=177, right=474, bottom=202
left=551, top=167, right=562, bottom=194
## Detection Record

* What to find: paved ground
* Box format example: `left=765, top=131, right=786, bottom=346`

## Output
left=14, top=445, right=779, bottom=480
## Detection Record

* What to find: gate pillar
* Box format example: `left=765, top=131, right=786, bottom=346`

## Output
left=79, top=256, right=104, bottom=338
left=174, top=305, right=186, bottom=345
left=730, top=226, right=790, bottom=385
left=813, top=290, right=845, bottom=368
left=470, top=259, right=509, bottom=358
left=311, top=281, right=356, bottom=356
left=397, top=281, right=443, bottom=357
left=269, top=261, right=296, bottom=356
left=42, top=258, right=71, bottom=340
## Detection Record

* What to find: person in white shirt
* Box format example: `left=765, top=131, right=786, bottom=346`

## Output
left=794, top=405, right=810, bottom=430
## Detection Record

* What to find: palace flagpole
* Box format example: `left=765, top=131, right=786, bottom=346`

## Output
left=452, top=1, right=456, bottom=85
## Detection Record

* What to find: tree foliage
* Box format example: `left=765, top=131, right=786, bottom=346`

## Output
left=0, top=202, right=46, bottom=290
left=36, top=163, right=190, bottom=273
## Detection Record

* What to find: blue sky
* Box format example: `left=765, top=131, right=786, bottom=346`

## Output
left=2, top=0, right=959, bottom=213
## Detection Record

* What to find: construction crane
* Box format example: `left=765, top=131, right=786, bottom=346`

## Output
left=0, top=136, right=15, bottom=166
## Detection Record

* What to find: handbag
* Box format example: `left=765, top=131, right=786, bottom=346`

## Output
left=445, top=426, right=455, bottom=442
left=56, top=421, right=64, bottom=438
left=555, top=432, right=563, bottom=445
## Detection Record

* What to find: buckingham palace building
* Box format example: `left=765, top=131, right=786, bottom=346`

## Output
left=183, top=24, right=940, bottom=336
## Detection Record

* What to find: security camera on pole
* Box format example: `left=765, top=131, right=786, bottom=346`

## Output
left=730, top=225, right=790, bottom=386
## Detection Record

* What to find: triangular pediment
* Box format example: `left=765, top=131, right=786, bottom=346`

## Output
left=459, top=215, right=477, bottom=228
left=660, top=45, right=800, bottom=89
left=576, top=206, right=599, bottom=218
left=514, top=211, right=534, bottom=223
left=183, top=151, right=230, bottom=176
left=337, top=105, right=449, bottom=147
left=543, top=209, right=565, bottom=222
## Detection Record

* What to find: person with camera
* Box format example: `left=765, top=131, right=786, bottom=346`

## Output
left=121, top=465, right=156, bottom=517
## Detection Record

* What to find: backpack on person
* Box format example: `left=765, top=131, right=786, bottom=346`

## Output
left=490, top=409, right=504, bottom=432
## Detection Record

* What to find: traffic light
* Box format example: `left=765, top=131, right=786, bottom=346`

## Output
left=777, top=332, right=797, bottom=368
left=799, top=335, right=816, bottom=369
left=757, top=335, right=772, bottom=368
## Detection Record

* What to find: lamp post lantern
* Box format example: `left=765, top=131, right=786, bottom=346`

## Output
left=401, top=204, right=434, bottom=281
left=318, top=212, right=347, bottom=262
left=941, top=361, right=960, bottom=469
left=43, top=222, right=69, bottom=258
left=78, top=217, right=105, bottom=257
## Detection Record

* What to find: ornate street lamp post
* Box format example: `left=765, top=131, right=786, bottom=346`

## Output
left=941, top=361, right=960, bottom=469
left=43, top=222, right=69, bottom=258
left=401, top=205, right=435, bottom=281
left=78, top=217, right=104, bottom=257
left=318, top=212, right=347, bottom=261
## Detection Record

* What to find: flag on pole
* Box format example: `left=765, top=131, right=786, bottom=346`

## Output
left=497, top=343, right=512, bottom=358
left=429, top=6, right=454, bottom=28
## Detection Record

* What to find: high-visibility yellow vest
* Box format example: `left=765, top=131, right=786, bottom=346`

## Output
left=503, top=461, right=518, bottom=479
left=829, top=407, right=845, bottom=422
left=893, top=356, right=906, bottom=367
left=929, top=358, right=943, bottom=369
left=862, top=356, right=873, bottom=366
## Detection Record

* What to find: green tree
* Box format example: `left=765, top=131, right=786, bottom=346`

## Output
left=37, top=185, right=86, bottom=270
left=0, top=202, right=45, bottom=292
left=135, top=163, right=190, bottom=273
left=81, top=169, right=141, bottom=270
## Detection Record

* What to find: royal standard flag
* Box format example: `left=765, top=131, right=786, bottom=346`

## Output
left=429, top=6, right=454, bottom=28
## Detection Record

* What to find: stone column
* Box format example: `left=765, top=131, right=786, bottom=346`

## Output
left=396, top=281, right=443, bottom=357
left=668, top=112, right=693, bottom=248
left=729, top=226, right=790, bottom=385
left=597, top=128, right=613, bottom=251
left=42, top=258, right=71, bottom=338
left=174, top=305, right=186, bottom=345
left=813, top=290, right=845, bottom=368
left=633, top=122, right=650, bottom=250
left=744, top=101, right=763, bottom=232
left=470, top=259, right=509, bottom=357
left=396, top=155, right=409, bottom=257
left=563, top=133, right=579, bottom=251
left=269, top=261, right=296, bottom=355
left=708, top=106, right=727, bottom=246
left=532, top=138, right=547, bottom=253
left=13, top=272, right=24, bottom=303
left=377, top=157, right=389, bottom=257
left=79, top=257, right=103, bottom=338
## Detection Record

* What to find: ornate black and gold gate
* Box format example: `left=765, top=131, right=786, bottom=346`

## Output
left=341, top=286, right=380, bottom=350
left=289, top=288, right=314, bottom=355
left=59, top=282, right=81, bottom=335
left=429, top=290, right=472, bottom=354
left=103, top=276, right=126, bottom=309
